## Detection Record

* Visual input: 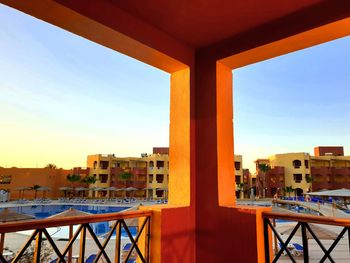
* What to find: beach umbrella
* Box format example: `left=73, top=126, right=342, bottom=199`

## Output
left=75, top=187, right=88, bottom=191
left=37, top=186, right=51, bottom=191
left=0, top=208, right=35, bottom=223
left=106, top=187, right=117, bottom=198
left=0, top=208, right=35, bottom=253
left=125, top=187, right=138, bottom=198
left=125, top=187, right=138, bottom=191
left=59, top=187, right=73, bottom=191
left=115, top=188, right=126, bottom=198
left=49, top=208, right=91, bottom=263
left=75, top=187, right=88, bottom=197
left=14, top=187, right=31, bottom=199
left=59, top=187, right=73, bottom=197
left=37, top=186, right=51, bottom=199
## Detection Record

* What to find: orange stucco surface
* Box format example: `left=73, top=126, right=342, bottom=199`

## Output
left=0, top=167, right=74, bottom=199
left=1, top=0, right=350, bottom=262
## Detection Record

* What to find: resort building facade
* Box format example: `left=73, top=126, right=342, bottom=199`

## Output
left=234, top=154, right=243, bottom=184
left=311, top=146, right=350, bottom=191
left=86, top=147, right=169, bottom=199
left=0, top=167, right=87, bottom=200
left=256, top=146, right=350, bottom=197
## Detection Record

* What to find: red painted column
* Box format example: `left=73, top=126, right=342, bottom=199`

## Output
left=193, top=52, right=268, bottom=262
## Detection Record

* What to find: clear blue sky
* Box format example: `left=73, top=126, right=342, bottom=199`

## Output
left=234, top=35, right=350, bottom=170
left=0, top=4, right=349, bottom=171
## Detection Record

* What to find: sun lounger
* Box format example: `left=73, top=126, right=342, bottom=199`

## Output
left=292, top=243, right=303, bottom=256
left=85, top=254, right=96, bottom=263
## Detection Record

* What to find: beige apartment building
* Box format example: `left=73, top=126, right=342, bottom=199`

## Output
left=269, top=152, right=311, bottom=196
left=87, top=147, right=169, bottom=199
left=256, top=146, right=350, bottom=197
left=142, top=147, right=169, bottom=199
left=234, top=155, right=243, bottom=185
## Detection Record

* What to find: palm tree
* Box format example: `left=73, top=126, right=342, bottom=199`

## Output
left=237, top=182, right=245, bottom=199
left=45, top=163, right=57, bottom=169
left=305, top=175, right=313, bottom=192
left=119, top=171, right=133, bottom=181
left=31, top=184, right=41, bottom=199
left=66, top=174, right=81, bottom=196
left=284, top=185, right=294, bottom=198
left=82, top=175, right=97, bottom=186
left=258, top=164, right=270, bottom=198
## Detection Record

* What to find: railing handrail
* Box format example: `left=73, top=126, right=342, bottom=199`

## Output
left=263, top=211, right=350, bottom=227
left=0, top=210, right=152, bottom=233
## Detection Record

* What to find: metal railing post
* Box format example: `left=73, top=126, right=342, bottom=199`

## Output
left=263, top=218, right=270, bottom=263
left=301, top=223, right=309, bottom=263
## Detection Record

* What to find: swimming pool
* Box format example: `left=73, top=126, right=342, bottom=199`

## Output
left=1, top=204, right=135, bottom=239
left=2, top=204, right=129, bottom=219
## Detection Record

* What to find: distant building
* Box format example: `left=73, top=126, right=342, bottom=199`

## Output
left=311, top=146, right=350, bottom=191
left=0, top=167, right=82, bottom=200
left=86, top=147, right=169, bottom=199
left=234, top=155, right=243, bottom=184
left=255, top=146, right=350, bottom=198
left=142, top=148, right=169, bottom=199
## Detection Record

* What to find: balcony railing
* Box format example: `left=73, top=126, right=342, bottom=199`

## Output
left=0, top=210, right=151, bottom=263
left=263, top=211, right=350, bottom=263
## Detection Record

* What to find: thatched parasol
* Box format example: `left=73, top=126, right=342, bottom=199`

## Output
left=0, top=208, right=35, bottom=253
left=14, top=187, right=31, bottom=199
left=49, top=208, right=91, bottom=262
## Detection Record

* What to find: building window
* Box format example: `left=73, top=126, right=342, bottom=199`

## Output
left=0, top=175, right=11, bottom=184
left=99, top=174, right=108, bottom=183
left=235, top=162, right=241, bottom=170
left=149, top=174, right=153, bottom=183
left=292, top=160, right=302, bottom=169
left=293, top=174, right=302, bottom=183
left=156, top=161, right=164, bottom=168
left=235, top=176, right=241, bottom=183
left=100, top=161, right=109, bottom=169
left=93, top=161, right=98, bottom=169
left=156, top=174, right=164, bottom=183
left=149, top=161, right=154, bottom=169
left=304, top=160, right=309, bottom=169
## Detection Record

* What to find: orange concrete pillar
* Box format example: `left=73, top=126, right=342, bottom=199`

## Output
left=193, top=52, right=269, bottom=262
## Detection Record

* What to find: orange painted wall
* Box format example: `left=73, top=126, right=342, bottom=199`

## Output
left=0, top=168, right=85, bottom=199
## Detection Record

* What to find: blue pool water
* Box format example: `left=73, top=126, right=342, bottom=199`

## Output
left=1, top=205, right=136, bottom=238
left=2, top=204, right=129, bottom=219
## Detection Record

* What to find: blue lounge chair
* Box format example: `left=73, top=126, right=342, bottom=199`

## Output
left=292, top=243, right=303, bottom=256
left=123, top=243, right=132, bottom=251
left=85, top=254, right=96, bottom=263
left=127, top=259, right=136, bottom=263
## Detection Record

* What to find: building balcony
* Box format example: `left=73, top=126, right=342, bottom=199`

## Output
left=131, top=167, right=147, bottom=175
left=311, top=167, right=331, bottom=174
left=312, top=181, right=331, bottom=191
left=133, top=180, right=147, bottom=189
left=331, top=167, right=350, bottom=175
